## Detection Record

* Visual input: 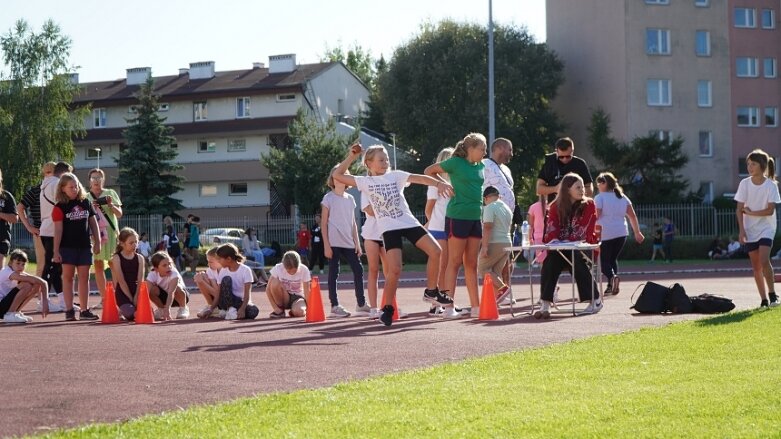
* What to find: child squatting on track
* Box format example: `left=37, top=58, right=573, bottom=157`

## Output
left=0, top=249, right=48, bottom=323
left=109, top=228, right=146, bottom=321
left=147, top=251, right=191, bottom=320
left=266, top=251, right=311, bottom=318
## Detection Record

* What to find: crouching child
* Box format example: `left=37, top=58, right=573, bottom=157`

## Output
left=266, top=251, right=311, bottom=318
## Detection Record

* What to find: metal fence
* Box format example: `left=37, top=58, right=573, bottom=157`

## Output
left=7, top=204, right=768, bottom=249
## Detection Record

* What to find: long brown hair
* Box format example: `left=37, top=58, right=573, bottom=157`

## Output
left=747, top=149, right=776, bottom=181
left=596, top=171, right=624, bottom=199
left=114, top=227, right=139, bottom=255
left=554, top=173, right=587, bottom=227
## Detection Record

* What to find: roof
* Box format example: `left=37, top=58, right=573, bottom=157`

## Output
left=73, top=62, right=336, bottom=105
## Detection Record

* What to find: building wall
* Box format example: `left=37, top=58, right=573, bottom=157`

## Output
left=307, top=64, right=370, bottom=122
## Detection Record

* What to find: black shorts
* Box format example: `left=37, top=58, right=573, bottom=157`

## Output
left=0, top=288, right=20, bottom=315
left=745, top=238, right=773, bottom=253
left=286, top=293, right=306, bottom=310
left=382, top=226, right=429, bottom=251
left=0, top=240, right=9, bottom=256
left=158, top=288, right=190, bottom=307
left=445, top=217, right=482, bottom=239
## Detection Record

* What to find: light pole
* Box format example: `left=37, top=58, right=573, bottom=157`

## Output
left=488, top=0, right=496, bottom=146
left=389, top=133, right=397, bottom=170
left=93, top=147, right=102, bottom=169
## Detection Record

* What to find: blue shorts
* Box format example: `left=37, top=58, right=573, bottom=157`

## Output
left=745, top=238, right=773, bottom=253
left=429, top=230, right=447, bottom=240
left=60, top=247, right=93, bottom=266
left=445, top=217, right=482, bottom=239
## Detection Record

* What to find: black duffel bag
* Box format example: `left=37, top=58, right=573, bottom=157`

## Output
left=631, top=282, right=669, bottom=314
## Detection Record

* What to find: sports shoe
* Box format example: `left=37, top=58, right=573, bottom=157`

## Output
left=354, top=304, right=371, bottom=316
left=433, top=290, right=454, bottom=306
left=379, top=305, right=394, bottom=326
left=455, top=307, right=471, bottom=316
left=499, top=296, right=516, bottom=306
left=760, top=300, right=769, bottom=308
left=442, top=306, right=462, bottom=319
left=495, top=286, right=511, bottom=304
left=422, top=288, right=440, bottom=303
left=197, top=306, right=213, bottom=319
left=224, top=307, right=239, bottom=320
left=582, top=301, right=603, bottom=314
left=65, top=309, right=77, bottom=321
left=368, top=307, right=380, bottom=319
left=330, top=305, right=351, bottom=318
left=269, top=310, right=285, bottom=319
left=769, top=292, right=779, bottom=308
left=603, top=283, right=613, bottom=296
left=533, top=310, right=550, bottom=320
left=79, top=309, right=99, bottom=320
left=3, top=312, right=27, bottom=323
left=176, top=306, right=190, bottom=319
left=428, top=306, right=443, bottom=317
left=18, top=312, right=33, bottom=323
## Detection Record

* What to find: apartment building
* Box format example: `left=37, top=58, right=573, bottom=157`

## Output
left=547, top=0, right=780, bottom=201
left=71, top=54, right=370, bottom=218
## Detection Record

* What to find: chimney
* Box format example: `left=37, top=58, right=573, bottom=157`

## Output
left=179, top=68, right=189, bottom=76
left=268, top=54, right=296, bottom=74
left=189, top=61, right=215, bottom=80
left=126, top=67, right=151, bottom=85
left=68, top=73, right=79, bottom=85
left=252, top=62, right=265, bottom=69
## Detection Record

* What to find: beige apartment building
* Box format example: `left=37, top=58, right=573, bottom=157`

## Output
left=71, top=54, right=370, bottom=218
left=547, top=0, right=780, bottom=201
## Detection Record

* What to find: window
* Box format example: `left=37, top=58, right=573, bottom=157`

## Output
left=649, top=130, right=674, bottom=143
left=762, top=9, right=776, bottom=29
left=695, top=0, right=709, bottom=7
left=193, top=101, right=207, bottom=121
left=86, top=147, right=103, bottom=160
left=228, top=139, right=246, bottom=152
left=199, top=185, right=217, bottom=197
left=128, top=105, right=137, bottom=114
left=229, top=183, right=248, bottom=196
left=276, top=93, right=295, bottom=102
left=645, top=0, right=669, bottom=4
left=646, top=29, right=671, bottom=55
left=764, top=58, right=778, bottom=78
left=158, top=103, right=170, bottom=112
left=647, top=79, right=671, bottom=106
left=737, top=106, right=760, bottom=127
left=697, top=81, right=712, bottom=107
left=695, top=31, right=711, bottom=56
left=738, top=159, right=749, bottom=176
left=93, top=108, right=106, bottom=128
left=766, top=107, right=779, bottom=127
left=736, top=57, right=759, bottom=77
left=698, top=131, right=713, bottom=156
left=699, top=182, right=714, bottom=204
left=236, top=97, right=250, bottom=118
left=198, top=140, right=216, bottom=153
left=735, top=8, right=756, bottom=28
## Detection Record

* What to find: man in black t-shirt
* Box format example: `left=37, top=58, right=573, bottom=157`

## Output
left=536, top=137, right=594, bottom=204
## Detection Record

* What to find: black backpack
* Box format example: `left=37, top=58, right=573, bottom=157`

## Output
left=665, top=283, right=693, bottom=314
left=631, top=282, right=669, bottom=314
left=690, top=294, right=735, bottom=314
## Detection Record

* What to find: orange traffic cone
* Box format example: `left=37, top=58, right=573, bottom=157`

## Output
left=479, top=274, right=499, bottom=320
left=134, top=282, right=155, bottom=324
left=101, top=281, right=121, bottom=324
left=379, top=289, right=400, bottom=321
left=305, top=276, right=326, bottom=323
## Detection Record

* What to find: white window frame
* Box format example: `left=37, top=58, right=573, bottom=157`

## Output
left=646, top=29, right=671, bottom=55
left=645, top=0, right=669, bottom=4
left=158, top=103, right=170, bottom=112
left=698, top=131, right=713, bottom=157
left=695, top=0, right=709, bottom=7
left=699, top=181, right=714, bottom=204
left=193, top=101, right=208, bottom=122
left=647, top=79, right=672, bottom=106
left=764, top=58, right=778, bottom=78
left=236, top=97, right=251, bottom=118
left=276, top=93, right=296, bottom=102
left=227, top=138, right=246, bottom=152
left=649, top=130, right=674, bottom=143
left=695, top=30, right=711, bottom=57
left=697, top=80, right=712, bottom=108
left=86, top=147, right=103, bottom=160
left=762, top=9, right=776, bottom=29
left=197, top=140, right=216, bottom=153
left=735, top=8, right=757, bottom=28
left=93, top=108, right=107, bottom=128
left=737, top=106, right=760, bottom=127
left=736, top=57, right=759, bottom=77
left=229, top=183, right=248, bottom=196
left=765, top=107, right=779, bottom=127
left=199, top=184, right=217, bottom=197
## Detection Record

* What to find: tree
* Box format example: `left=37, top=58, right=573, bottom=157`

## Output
left=115, top=77, right=184, bottom=214
left=0, top=19, right=87, bottom=197
left=362, top=55, right=388, bottom=135
left=586, top=108, right=690, bottom=204
left=322, top=43, right=376, bottom=87
left=261, top=109, right=355, bottom=214
left=376, top=20, right=564, bottom=202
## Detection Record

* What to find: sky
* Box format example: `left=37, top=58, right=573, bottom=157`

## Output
left=1, top=0, right=546, bottom=83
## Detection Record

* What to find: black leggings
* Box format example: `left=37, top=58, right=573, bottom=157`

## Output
left=600, top=236, right=627, bottom=282
left=40, top=236, right=62, bottom=294
left=310, top=243, right=325, bottom=271
left=540, top=250, right=598, bottom=302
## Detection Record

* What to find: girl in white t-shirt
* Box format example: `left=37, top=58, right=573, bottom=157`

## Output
left=333, top=143, right=454, bottom=326
left=194, top=246, right=223, bottom=318
left=424, top=147, right=454, bottom=316
left=735, top=149, right=781, bottom=308
left=146, top=251, right=190, bottom=320
left=215, top=243, right=259, bottom=320
left=266, top=251, right=311, bottom=318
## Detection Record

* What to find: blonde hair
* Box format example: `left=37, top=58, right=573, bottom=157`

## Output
left=283, top=251, right=301, bottom=270
left=55, top=173, right=88, bottom=204
left=453, top=132, right=486, bottom=159
left=42, top=162, right=56, bottom=176
left=114, top=227, right=139, bottom=255
left=434, top=147, right=454, bottom=182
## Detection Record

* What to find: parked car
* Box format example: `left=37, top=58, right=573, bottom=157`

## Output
left=199, top=228, right=244, bottom=247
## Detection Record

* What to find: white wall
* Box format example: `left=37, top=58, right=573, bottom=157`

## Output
left=308, top=64, right=369, bottom=120
left=178, top=181, right=269, bottom=208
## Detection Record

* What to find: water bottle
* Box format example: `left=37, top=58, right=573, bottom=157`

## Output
left=521, top=220, right=530, bottom=247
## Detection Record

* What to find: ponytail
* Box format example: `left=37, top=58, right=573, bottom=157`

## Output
left=453, top=132, right=487, bottom=160
left=747, top=149, right=775, bottom=181
left=769, top=157, right=776, bottom=181
left=453, top=140, right=467, bottom=158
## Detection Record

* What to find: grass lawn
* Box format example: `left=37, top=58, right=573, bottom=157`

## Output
left=40, top=309, right=780, bottom=438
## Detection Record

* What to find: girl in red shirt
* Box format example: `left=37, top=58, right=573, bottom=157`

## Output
left=537, top=173, right=600, bottom=319
left=296, top=223, right=311, bottom=262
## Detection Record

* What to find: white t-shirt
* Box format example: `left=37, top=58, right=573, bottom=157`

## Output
left=735, top=177, right=781, bottom=242
left=321, top=191, right=357, bottom=248
left=270, top=263, right=311, bottom=295
left=426, top=185, right=449, bottom=232
left=137, top=241, right=151, bottom=258
left=482, top=159, right=515, bottom=212
left=39, top=175, right=59, bottom=237
left=217, top=263, right=255, bottom=299
left=354, top=171, right=421, bottom=234
left=595, top=192, right=632, bottom=241
left=206, top=267, right=220, bottom=282
left=146, top=266, right=186, bottom=291
left=0, top=266, right=18, bottom=300
left=360, top=195, right=382, bottom=241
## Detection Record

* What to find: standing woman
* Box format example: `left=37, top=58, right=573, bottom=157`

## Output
left=594, top=172, right=644, bottom=296
left=87, top=168, right=122, bottom=309
left=735, top=149, right=781, bottom=308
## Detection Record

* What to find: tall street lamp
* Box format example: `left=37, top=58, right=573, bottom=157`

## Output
left=93, top=147, right=102, bottom=169
left=389, top=133, right=397, bottom=170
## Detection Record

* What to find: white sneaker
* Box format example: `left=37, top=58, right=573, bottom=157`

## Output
left=442, top=306, right=462, bottom=319
left=368, top=308, right=380, bottom=319
left=427, top=306, right=443, bottom=317
left=499, top=296, right=516, bottom=306
left=4, top=312, right=27, bottom=323
left=224, top=307, right=238, bottom=320
left=18, top=312, right=33, bottom=322
left=176, top=306, right=190, bottom=319
left=330, top=305, right=351, bottom=318
left=581, top=301, right=603, bottom=314
left=215, top=309, right=227, bottom=318
left=197, top=306, right=213, bottom=319
left=354, top=304, right=371, bottom=316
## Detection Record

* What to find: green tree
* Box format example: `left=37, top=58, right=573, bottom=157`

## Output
left=115, top=78, right=184, bottom=214
left=0, top=19, right=87, bottom=197
left=322, top=42, right=375, bottom=87
left=376, top=20, right=564, bottom=203
left=261, top=109, right=355, bottom=214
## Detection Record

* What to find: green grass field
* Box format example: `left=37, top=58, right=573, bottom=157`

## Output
left=39, top=308, right=780, bottom=438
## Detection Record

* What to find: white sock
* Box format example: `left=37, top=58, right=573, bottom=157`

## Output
left=540, top=301, right=550, bottom=312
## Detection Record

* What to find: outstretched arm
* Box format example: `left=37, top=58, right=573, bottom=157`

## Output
left=409, top=173, right=453, bottom=197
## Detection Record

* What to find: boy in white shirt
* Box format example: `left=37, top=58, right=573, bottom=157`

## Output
left=266, top=251, right=311, bottom=318
left=1, top=250, right=48, bottom=323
